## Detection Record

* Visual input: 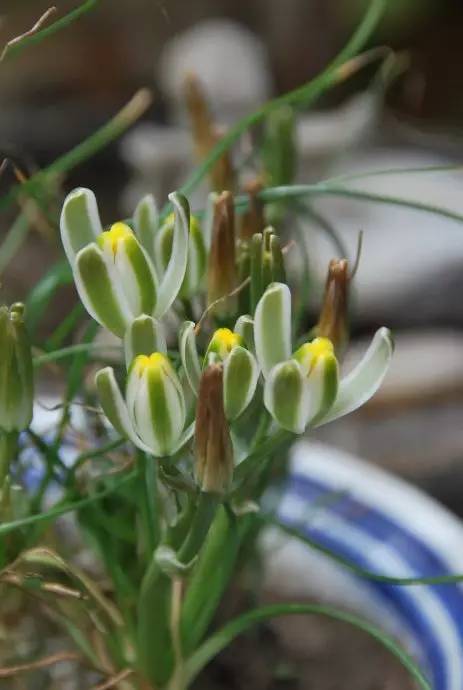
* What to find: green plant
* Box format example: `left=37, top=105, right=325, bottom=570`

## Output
left=1, top=2, right=462, bottom=688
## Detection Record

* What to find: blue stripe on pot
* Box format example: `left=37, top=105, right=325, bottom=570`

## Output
left=278, top=474, right=463, bottom=690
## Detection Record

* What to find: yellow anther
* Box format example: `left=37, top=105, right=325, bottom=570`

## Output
left=134, top=352, right=169, bottom=376
left=98, top=222, right=133, bottom=256
left=306, top=337, right=334, bottom=359
left=294, top=337, right=334, bottom=374
left=209, top=328, right=243, bottom=360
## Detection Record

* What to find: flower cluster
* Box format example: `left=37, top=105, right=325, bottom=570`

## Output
left=60, top=186, right=393, bottom=495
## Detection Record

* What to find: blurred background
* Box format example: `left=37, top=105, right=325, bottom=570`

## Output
left=1, top=2, right=463, bottom=689
left=0, top=3, right=463, bottom=498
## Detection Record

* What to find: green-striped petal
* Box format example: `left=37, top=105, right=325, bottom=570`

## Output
left=223, top=346, right=259, bottom=421
left=179, top=321, right=201, bottom=396
left=181, top=217, right=206, bottom=297
left=234, top=315, right=255, bottom=354
left=263, top=359, right=306, bottom=434
left=74, top=244, right=131, bottom=337
left=95, top=367, right=149, bottom=451
left=114, top=233, right=157, bottom=316
left=155, top=216, right=206, bottom=298
left=133, top=194, right=159, bottom=262
left=60, top=188, right=102, bottom=265
left=317, top=327, right=393, bottom=426
left=124, top=315, right=167, bottom=369
left=305, top=353, right=339, bottom=428
left=154, top=192, right=190, bottom=317
left=254, top=282, right=291, bottom=377
left=129, top=354, right=186, bottom=456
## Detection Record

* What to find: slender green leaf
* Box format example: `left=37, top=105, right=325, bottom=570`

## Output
left=261, top=513, right=463, bottom=586
left=184, top=603, right=431, bottom=690
left=0, top=471, right=137, bottom=537
left=1, top=1, right=99, bottom=62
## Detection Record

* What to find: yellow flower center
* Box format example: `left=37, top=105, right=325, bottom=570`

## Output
left=294, top=337, right=334, bottom=374
left=209, top=328, right=243, bottom=360
left=98, top=222, right=133, bottom=256
left=134, top=352, right=169, bottom=376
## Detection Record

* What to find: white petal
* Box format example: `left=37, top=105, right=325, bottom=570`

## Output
left=95, top=367, right=150, bottom=452
left=154, top=192, right=189, bottom=317
left=133, top=194, right=158, bottom=261
left=60, top=188, right=102, bottom=265
left=317, top=327, right=393, bottom=426
left=234, top=314, right=255, bottom=354
left=74, top=244, right=132, bottom=336
left=254, top=282, right=292, bottom=377
left=179, top=321, right=201, bottom=396
left=223, top=346, right=260, bottom=420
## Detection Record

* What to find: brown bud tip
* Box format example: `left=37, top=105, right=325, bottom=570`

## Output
left=207, top=191, right=237, bottom=314
left=183, top=73, right=234, bottom=192
left=195, top=364, right=234, bottom=494
left=316, top=258, right=350, bottom=356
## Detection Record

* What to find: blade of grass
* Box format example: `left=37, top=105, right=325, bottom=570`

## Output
left=45, top=303, right=86, bottom=350
left=261, top=513, right=463, bottom=586
left=0, top=470, right=137, bottom=537
left=25, top=260, right=73, bottom=335
left=33, top=343, right=121, bottom=368
left=232, top=184, right=463, bottom=227
left=2, top=1, right=99, bottom=62
left=0, top=89, right=152, bottom=213
left=183, top=603, right=431, bottom=690
left=324, top=162, right=463, bottom=187
left=0, top=213, right=29, bottom=276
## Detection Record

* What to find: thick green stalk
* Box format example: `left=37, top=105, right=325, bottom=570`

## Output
left=137, top=555, right=174, bottom=688
left=137, top=492, right=218, bottom=687
left=180, top=507, right=252, bottom=655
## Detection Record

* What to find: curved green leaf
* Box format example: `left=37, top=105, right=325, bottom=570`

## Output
left=184, top=603, right=431, bottom=690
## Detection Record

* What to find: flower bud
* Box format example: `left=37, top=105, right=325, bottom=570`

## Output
left=264, top=337, right=338, bottom=433
left=195, top=364, right=233, bottom=494
left=315, top=258, right=350, bottom=356
left=184, top=72, right=234, bottom=192
left=250, top=227, right=286, bottom=311
left=96, top=352, right=189, bottom=457
left=0, top=303, right=34, bottom=432
left=207, top=191, right=237, bottom=318
left=239, top=179, right=264, bottom=241
left=156, top=212, right=206, bottom=298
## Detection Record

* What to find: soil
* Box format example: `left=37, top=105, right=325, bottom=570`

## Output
left=195, top=595, right=418, bottom=690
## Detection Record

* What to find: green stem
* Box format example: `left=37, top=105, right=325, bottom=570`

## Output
left=177, top=492, right=219, bottom=565
left=141, top=452, right=161, bottom=555
left=137, top=555, right=174, bottom=687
